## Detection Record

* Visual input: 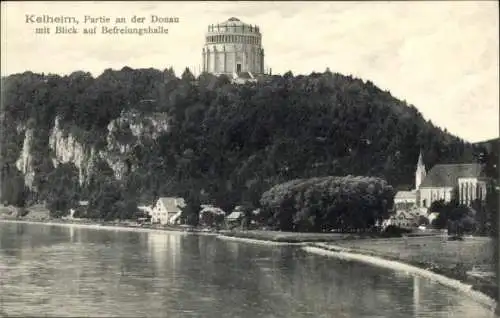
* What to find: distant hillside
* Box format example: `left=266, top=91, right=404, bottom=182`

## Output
left=474, top=137, right=499, bottom=152
left=474, top=137, right=499, bottom=181
left=0, top=67, right=483, bottom=219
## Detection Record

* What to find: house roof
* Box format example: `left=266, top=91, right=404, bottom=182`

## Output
left=394, top=190, right=417, bottom=201
left=226, top=211, right=243, bottom=220
left=200, top=205, right=225, bottom=215
left=158, top=197, right=185, bottom=213
left=420, top=163, right=485, bottom=188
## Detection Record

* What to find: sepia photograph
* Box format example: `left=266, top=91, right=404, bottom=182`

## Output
left=0, top=1, right=499, bottom=317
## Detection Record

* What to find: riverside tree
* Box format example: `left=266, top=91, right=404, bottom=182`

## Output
left=260, top=175, right=395, bottom=232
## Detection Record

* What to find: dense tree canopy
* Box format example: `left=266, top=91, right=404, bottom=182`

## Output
left=260, top=176, right=394, bottom=232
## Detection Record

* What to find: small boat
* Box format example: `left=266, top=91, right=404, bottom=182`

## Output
left=466, top=265, right=495, bottom=279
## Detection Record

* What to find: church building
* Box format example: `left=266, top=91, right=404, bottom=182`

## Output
left=394, top=151, right=489, bottom=213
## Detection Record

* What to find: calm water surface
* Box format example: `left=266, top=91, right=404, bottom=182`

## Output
left=0, top=222, right=496, bottom=318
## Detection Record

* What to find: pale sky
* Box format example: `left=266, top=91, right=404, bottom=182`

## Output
left=1, top=1, right=498, bottom=143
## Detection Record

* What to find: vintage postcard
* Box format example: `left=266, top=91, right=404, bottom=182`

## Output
left=0, top=1, right=499, bottom=317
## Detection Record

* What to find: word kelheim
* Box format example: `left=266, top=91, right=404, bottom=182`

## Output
left=26, top=14, right=78, bottom=24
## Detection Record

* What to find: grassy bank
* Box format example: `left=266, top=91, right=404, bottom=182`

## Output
left=314, top=237, right=497, bottom=301
left=218, top=229, right=440, bottom=243
left=219, top=230, right=357, bottom=242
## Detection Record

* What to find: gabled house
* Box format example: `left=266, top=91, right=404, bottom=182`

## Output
left=150, top=197, right=186, bottom=225
left=225, top=206, right=244, bottom=227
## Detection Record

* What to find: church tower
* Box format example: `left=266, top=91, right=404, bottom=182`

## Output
left=415, top=150, right=426, bottom=190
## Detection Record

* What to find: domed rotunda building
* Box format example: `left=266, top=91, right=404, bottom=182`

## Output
left=202, top=17, right=265, bottom=83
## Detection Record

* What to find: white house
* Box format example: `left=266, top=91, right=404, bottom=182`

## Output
left=393, top=190, right=418, bottom=211
left=150, top=197, right=186, bottom=225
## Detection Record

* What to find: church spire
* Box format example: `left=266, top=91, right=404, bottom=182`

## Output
left=415, top=150, right=426, bottom=190
left=417, top=150, right=424, bottom=167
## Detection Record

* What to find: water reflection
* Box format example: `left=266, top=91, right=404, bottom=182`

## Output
left=147, top=232, right=182, bottom=275
left=0, top=222, right=496, bottom=318
left=414, top=275, right=421, bottom=318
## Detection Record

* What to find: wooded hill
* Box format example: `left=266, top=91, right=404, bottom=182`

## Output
left=0, top=67, right=493, bottom=220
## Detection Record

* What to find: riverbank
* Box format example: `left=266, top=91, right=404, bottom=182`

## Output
left=0, top=218, right=218, bottom=236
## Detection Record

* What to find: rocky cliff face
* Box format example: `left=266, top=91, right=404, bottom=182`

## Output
left=103, top=110, right=170, bottom=180
left=15, top=128, right=35, bottom=188
left=49, top=117, right=96, bottom=185
left=16, top=111, right=171, bottom=189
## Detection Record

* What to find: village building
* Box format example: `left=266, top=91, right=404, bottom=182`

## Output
left=382, top=210, right=418, bottom=229
left=225, top=206, right=244, bottom=227
left=393, top=190, right=418, bottom=211
left=150, top=197, right=185, bottom=225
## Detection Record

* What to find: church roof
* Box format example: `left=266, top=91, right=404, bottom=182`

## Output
left=419, top=163, right=485, bottom=188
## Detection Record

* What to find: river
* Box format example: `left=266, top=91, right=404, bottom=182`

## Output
left=0, top=222, right=496, bottom=318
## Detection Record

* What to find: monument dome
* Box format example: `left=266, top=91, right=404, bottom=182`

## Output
left=202, top=17, right=265, bottom=77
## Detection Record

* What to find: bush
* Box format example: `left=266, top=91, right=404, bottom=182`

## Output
left=381, top=225, right=412, bottom=237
